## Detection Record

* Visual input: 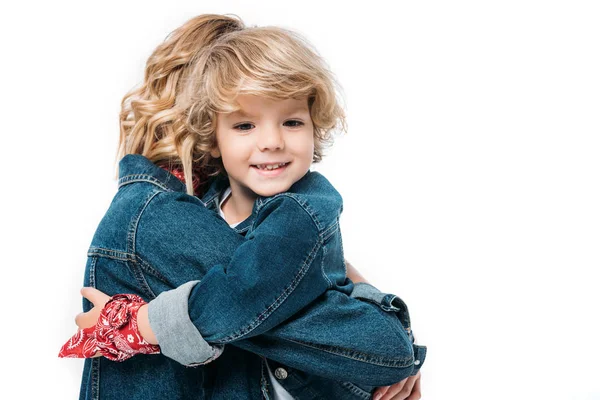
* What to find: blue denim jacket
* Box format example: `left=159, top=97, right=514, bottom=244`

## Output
left=79, top=154, right=426, bottom=399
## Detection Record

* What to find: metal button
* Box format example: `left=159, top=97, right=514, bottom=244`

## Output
left=414, top=359, right=421, bottom=366
left=274, top=367, right=288, bottom=380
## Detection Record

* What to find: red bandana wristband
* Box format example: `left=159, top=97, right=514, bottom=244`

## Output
left=59, top=294, right=160, bottom=362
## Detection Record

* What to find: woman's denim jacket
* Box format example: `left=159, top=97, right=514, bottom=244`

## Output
left=79, top=154, right=426, bottom=399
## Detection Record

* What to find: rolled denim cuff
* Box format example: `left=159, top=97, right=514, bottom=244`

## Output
left=410, top=344, right=427, bottom=376
left=349, top=282, right=386, bottom=303
left=148, top=280, right=224, bottom=366
left=351, top=283, right=426, bottom=375
left=350, top=283, right=414, bottom=344
left=350, top=282, right=411, bottom=324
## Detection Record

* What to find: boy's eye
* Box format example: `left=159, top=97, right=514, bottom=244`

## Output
left=233, top=120, right=304, bottom=131
left=284, top=120, right=304, bottom=128
left=233, top=123, right=254, bottom=131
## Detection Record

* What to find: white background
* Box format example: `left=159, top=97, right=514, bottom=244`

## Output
left=1, top=1, right=599, bottom=399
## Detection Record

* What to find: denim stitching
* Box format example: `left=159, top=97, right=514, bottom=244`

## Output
left=255, top=193, right=324, bottom=232
left=214, top=236, right=323, bottom=343
left=203, top=192, right=220, bottom=208
left=321, top=220, right=338, bottom=241
left=123, top=260, right=157, bottom=299
left=234, top=225, right=251, bottom=234
left=340, top=382, right=371, bottom=399
left=283, top=338, right=414, bottom=367
left=185, top=345, right=225, bottom=367
left=118, top=174, right=176, bottom=192
left=320, top=242, right=333, bottom=288
left=288, top=370, right=320, bottom=398
left=134, top=255, right=170, bottom=285
left=127, top=190, right=161, bottom=255
left=88, top=256, right=97, bottom=288
left=88, top=247, right=134, bottom=262
left=119, top=190, right=163, bottom=299
left=91, top=358, right=100, bottom=400
left=260, top=358, right=272, bottom=400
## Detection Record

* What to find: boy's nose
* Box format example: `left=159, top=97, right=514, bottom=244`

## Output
left=256, top=127, right=284, bottom=151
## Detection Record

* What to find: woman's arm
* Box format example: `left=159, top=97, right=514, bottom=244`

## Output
left=345, top=259, right=371, bottom=285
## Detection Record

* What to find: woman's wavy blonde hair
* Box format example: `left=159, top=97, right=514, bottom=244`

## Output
left=117, top=13, right=347, bottom=195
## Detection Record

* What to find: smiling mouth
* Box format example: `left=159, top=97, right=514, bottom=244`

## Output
left=251, top=162, right=290, bottom=171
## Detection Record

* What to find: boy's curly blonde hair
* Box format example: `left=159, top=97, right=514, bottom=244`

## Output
left=117, top=13, right=347, bottom=195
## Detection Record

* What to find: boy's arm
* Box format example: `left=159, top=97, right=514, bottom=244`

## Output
left=151, top=194, right=334, bottom=343
left=132, top=191, right=424, bottom=385
left=345, top=260, right=418, bottom=346
left=139, top=259, right=372, bottom=345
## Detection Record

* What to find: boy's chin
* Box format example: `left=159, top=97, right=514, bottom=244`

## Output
left=252, top=183, right=293, bottom=198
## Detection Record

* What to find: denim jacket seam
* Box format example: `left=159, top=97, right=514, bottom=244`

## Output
left=87, top=247, right=135, bottom=262
left=126, top=259, right=159, bottom=300
left=87, top=247, right=158, bottom=300
left=127, top=190, right=162, bottom=255
left=90, top=357, right=100, bottom=400
left=203, top=192, right=220, bottom=208
left=87, top=256, right=98, bottom=288
left=320, top=242, right=333, bottom=288
left=260, top=357, right=273, bottom=400
left=255, top=193, right=325, bottom=232
left=118, top=174, right=176, bottom=192
left=212, top=237, right=324, bottom=343
left=287, top=370, right=321, bottom=398
left=319, top=222, right=340, bottom=288
left=321, top=219, right=339, bottom=241
left=283, top=338, right=414, bottom=367
left=339, top=381, right=372, bottom=399
left=134, top=254, right=171, bottom=286
left=123, top=189, right=166, bottom=300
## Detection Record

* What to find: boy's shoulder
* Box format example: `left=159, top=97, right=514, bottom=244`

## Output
left=289, top=170, right=340, bottom=197
left=256, top=171, right=343, bottom=231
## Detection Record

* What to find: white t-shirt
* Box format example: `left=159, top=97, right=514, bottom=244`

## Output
left=218, top=188, right=294, bottom=400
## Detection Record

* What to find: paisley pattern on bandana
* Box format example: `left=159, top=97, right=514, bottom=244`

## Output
left=58, top=294, right=161, bottom=362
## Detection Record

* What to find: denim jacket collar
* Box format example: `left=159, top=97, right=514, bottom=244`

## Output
left=117, top=154, right=188, bottom=194
left=201, top=173, right=253, bottom=235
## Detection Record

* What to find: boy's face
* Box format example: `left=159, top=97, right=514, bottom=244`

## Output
left=213, top=94, right=315, bottom=199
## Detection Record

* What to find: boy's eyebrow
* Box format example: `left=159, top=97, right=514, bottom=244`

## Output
left=230, top=109, right=257, bottom=118
left=230, top=105, right=308, bottom=118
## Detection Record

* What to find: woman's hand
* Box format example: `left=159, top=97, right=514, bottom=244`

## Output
left=62, top=287, right=111, bottom=359
left=75, top=287, right=111, bottom=329
left=59, top=288, right=160, bottom=360
left=372, top=370, right=421, bottom=400
left=77, top=287, right=158, bottom=345
left=58, top=287, right=110, bottom=359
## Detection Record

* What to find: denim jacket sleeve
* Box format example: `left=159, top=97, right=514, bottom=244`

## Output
left=138, top=191, right=424, bottom=385
left=174, top=193, right=332, bottom=341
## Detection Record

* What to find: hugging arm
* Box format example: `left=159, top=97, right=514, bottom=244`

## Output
left=131, top=192, right=423, bottom=385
